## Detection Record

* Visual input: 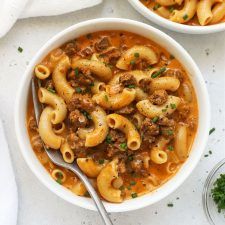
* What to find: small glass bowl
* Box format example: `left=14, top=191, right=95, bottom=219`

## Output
left=203, top=158, right=225, bottom=225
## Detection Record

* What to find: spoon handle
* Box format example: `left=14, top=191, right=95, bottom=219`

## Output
left=69, top=166, right=113, bottom=225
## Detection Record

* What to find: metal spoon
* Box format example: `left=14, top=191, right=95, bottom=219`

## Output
left=31, top=77, right=113, bottom=225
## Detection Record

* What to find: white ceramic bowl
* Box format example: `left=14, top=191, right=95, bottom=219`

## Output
left=128, top=0, right=225, bottom=34
left=15, top=18, right=210, bottom=212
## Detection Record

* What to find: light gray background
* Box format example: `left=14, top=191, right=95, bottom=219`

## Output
left=0, top=0, right=225, bottom=224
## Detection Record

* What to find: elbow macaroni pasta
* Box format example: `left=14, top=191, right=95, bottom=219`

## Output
left=116, top=45, right=158, bottom=70
left=84, top=107, right=109, bottom=147
left=52, top=56, right=75, bottom=103
left=71, top=59, right=112, bottom=82
left=150, top=76, right=180, bottom=92
left=136, top=95, right=181, bottom=118
left=175, top=124, right=188, bottom=161
left=38, top=87, right=67, bottom=124
left=93, top=88, right=136, bottom=110
left=77, top=158, right=108, bottom=178
left=170, top=0, right=198, bottom=23
left=38, top=107, right=63, bottom=149
left=106, top=114, right=141, bottom=150
left=97, top=160, right=123, bottom=203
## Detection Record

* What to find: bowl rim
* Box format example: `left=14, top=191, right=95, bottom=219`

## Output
left=128, top=0, right=225, bottom=34
left=14, top=18, right=210, bottom=212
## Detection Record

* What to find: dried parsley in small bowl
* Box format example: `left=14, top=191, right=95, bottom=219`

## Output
left=203, top=158, right=225, bottom=224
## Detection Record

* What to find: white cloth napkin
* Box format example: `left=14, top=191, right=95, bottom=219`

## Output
left=0, top=0, right=102, bottom=38
left=0, top=119, right=18, bottom=225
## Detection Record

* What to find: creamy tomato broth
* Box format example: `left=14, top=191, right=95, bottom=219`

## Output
left=27, top=31, right=198, bottom=203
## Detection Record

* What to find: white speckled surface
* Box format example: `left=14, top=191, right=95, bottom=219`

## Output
left=0, top=0, right=225, bottom=224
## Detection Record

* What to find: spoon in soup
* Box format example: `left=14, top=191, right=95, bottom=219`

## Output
left=31, top=77, right=113, bottom=225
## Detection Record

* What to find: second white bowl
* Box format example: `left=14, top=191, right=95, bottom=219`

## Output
left=128, top=0, right=225, bottom=34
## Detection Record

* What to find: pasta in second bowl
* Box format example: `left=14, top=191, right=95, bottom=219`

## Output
left=129, top=0, right=225, bottom=34
left=15, top=18, right=210, bottom=212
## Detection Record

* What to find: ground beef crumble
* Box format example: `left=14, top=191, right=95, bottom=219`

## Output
left=139, top=78, right=151, bottom=93
left=68, top=67, right=94, bottom=86
left=69, top=109, right=89, bottom=131
left=119, top=73, right=137, bottom=87
left=106, top=129, right=127, bottom=157
left=67, top=94, right=95, bottom=112
left=78, top=47, right=93, bottom=58
left=67, top=132, right=86, bottom=155
left=140, top=118, right=159, bottom=143
left=28, top=117, right=38, bottom=131
left=99, top=47, right=121, bottom=65
left=149, top=90, right=168, bottom=105
left=158, top=117, right=176, bottom=140
left=95, top=37, right=111, bottom=52
left=130, top=152, right=149, bottom=177
left=64, top=41, right=80, bottom=57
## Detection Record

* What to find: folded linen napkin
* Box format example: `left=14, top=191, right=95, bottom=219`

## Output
left=0, top=119, right=18, bottom=225
left=0, top=0, right=102, bottom=38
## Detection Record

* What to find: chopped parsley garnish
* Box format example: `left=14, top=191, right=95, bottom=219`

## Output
left=134, top=52, right=140, bottom=58
left=119, top=185, right=125, bottom=190
left=104, top=94, right=109, bottom=102
left=167, top=130, right=174, bottom=136
left=99, top=54, right=105, bottom=58
left=153, top=3, right=161, bottom=10
left=170, top=103, right=176, bottom=109
left=168, top=145, right=174, bottom=151
left=128, top=155, right=134, bottom=161
left=86, top=33, right=92, bottom=39
left=74, top=68, right=79, bottom=77
left=127, top=84, right=136, bottom=89
left=84, top=191, right=90, bottom=197
left=120, top=142, right=127, bottom=150
left=130, top=60, right=136, bottom=65
left=57, top=172, right=63, bottom=179
left=56, top=179, right=62, bottom=185
left=162, top=108, right=167, bottom=112
left=209, top=128, right=216, bottom=135
left=89, top=82, right=94, bottom=87
left=151, top=67, right=166, bottom=78
left=127, top=186, right=131, bottom=190
left=75, top=87, right=82, bottom=93
left=18, top=47, right=23, bottom=53
left=152, top=116, right=159, bottom=123
left=130, top=181, right=136, bottom=186
left=168, top=6, right=174, bottom=13
left=167, top=203, right=174, bottom=207
left=98, top=159, right=105, bottom=164
left=56, top=172, right=63, bottom=185
left=131, top=193, right=138, bottom=198
left=81, top=110, right=92, bottom=120
left=170, top=54, right=175, bottom=60
left=183, top=14, right=188, bottom=20
left=147, top=65, right=153, bottom=69
left=131, top=172, right=138, bottom=178
left=209, top=150, right=212, bottom=154
left=106, top=135, right=112, bottom=144
left=47, top=88, right=56, bottom=93
left=204, top=154, right=209, bottom=157
left=211, top=174, right=225, bottom=212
